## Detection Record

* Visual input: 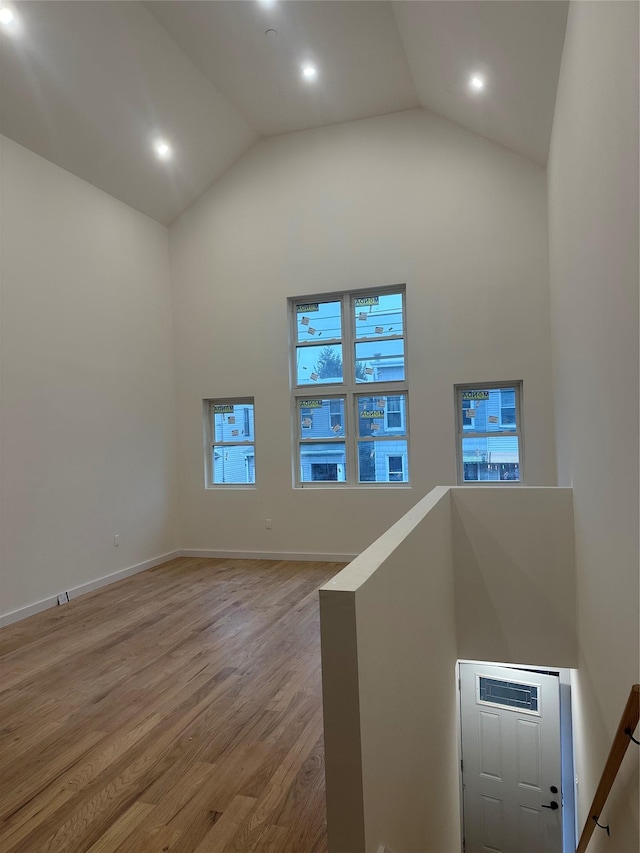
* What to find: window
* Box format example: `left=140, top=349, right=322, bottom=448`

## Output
left=499, top=388, right=516, bottom=427
left=329, top=399, right=343, bottom=431
left=477, top=676, right=540, bottom=715
left=357, top=394, right=408, bottom=483
left=461, top=398, right=475, bottom=430
left=387, top=455, right=404, bottom=482
left=386, top=395, right=403, bottom=430
left=455, top=382, right=523, bottom=484
left=205, top=399, right=255, bottom=486
left=298, top=398, right=346, bottom=483
left=291, top=288, right=409, bottom=486
left=311, top=462, right=344, bottom=482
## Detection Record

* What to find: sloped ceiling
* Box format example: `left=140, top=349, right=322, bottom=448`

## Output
left=0, top=1, right=568, bottom=225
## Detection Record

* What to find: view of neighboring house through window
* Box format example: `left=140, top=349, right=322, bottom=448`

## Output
left=357, top=394, right=409, bottom=482
left=291, top=288, right=409, bottom=485
left=298, top=397, right=347, bottom=482
left=456, top=382, right=523, bottom=483
left=205, top=399, right=255, bottom=485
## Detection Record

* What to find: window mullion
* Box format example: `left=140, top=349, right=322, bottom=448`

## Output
left=344, top=293, right=356, bottom=485
left=291, top=287, right=407, bottom=486
left=342, top=293, right=355, bottom=392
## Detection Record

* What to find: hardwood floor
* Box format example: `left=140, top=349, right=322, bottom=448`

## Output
left=0, top=557, right=342, bottom=852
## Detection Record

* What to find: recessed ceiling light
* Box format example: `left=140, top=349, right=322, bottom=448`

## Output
left=154, top=139, right=173, bottom=161
left=0, top=5, right=19, bottom=33
left=302, top=65, right=318, bottom=82
left=470, top=74, right=485, bottom=92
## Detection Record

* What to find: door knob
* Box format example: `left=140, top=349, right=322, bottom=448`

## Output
left=542, top=801, right=559, bottom=810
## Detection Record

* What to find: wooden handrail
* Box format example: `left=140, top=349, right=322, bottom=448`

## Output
left=576, top=684, right=639, bottom=852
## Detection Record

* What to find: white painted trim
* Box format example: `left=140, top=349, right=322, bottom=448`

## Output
left=0, top=551, right=181, bottom=627
left=179, top=549, right=357, bottom=563
left=321, top=485, right=450, bottom=593
left=0, top=548, right=354, bottom=628
left=0, top=595, right=58, bottom=627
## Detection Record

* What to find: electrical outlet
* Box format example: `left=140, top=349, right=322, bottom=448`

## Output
left=114, top=534, right=120, bottom=547
left=265, top=518, right=272, bottom=530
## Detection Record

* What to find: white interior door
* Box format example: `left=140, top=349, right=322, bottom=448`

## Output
left=460, top=663, right=563, bottom=853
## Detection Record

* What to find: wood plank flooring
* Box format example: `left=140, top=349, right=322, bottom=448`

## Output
left=0, top=557, right=342, bottom=853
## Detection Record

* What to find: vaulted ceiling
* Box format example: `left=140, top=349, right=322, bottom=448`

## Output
left=0, top=1, right=569, bottom=225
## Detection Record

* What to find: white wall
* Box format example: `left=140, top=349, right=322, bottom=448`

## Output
left=0, top=137, right=178, bottom=619
left=320, top=487, right=460, bottom=853
left=548, top=2, right=639, bottom=848
left=320, top=484, right=578, bottom=853
left=169, top=107, right=557, bottom=557
left=452, top=486, right=577, bottom=667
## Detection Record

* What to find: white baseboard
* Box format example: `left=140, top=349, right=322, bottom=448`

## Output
left=0, top=595, right=58, bottom=627
left=0, top=549, right=354, bottom=628
left=179, top=549, right=357, bottom=563
left=0, top=550, right=181, bottom=628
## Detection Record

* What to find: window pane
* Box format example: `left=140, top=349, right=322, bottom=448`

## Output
left=461, top=436, right=520, bottom=481
left=354, top=293, right=404, bottom=340
left=460, top=388, right=517, bottom=432
left=387, top=455, right=404, bottom=481
left=296, top=343, right=343, bottom=385
left=300, top=443, right=346, bottom=482
left=355, top=339, right=405, bottom=383
left=500, top=388, right=516, bottom=426
left=479, top=677, right=538, bottom=713
left=357, top=394, right=407, bottom=437
left=386, top=396, right=402, bottom=429
left=299, top=398, right=345, bottom=438
left=358, top=440, right=408, bottom=483
left=461, top=399, right=474, bottom=430
left=295, top=300, right=342, bottom=343
left=213, top=445, right=255, bottom=484
left=213, top=403, right=254, bottom=442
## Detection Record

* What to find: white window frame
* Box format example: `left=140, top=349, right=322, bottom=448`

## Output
left=290, top=286, right=409, bottom=488
left=309, top=461, right=346, bottom=482
left=203, top=397, right=256, bottom=488
left=387, top=454, right=405, bottom=482
left=499, top=388, right=517, bottom=429
left=454, top=381, right=524, bottom=485
left=355, top=391, right=410, bottom=484
left=385, top=394, right=404, bottom=431
left=296, top=395, right=347, bottom=485
left=461, top=397, right=476, bottom=431
left=300, top=403, right=314, bottom=430
left=329, top=399, right=343, bottom=431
